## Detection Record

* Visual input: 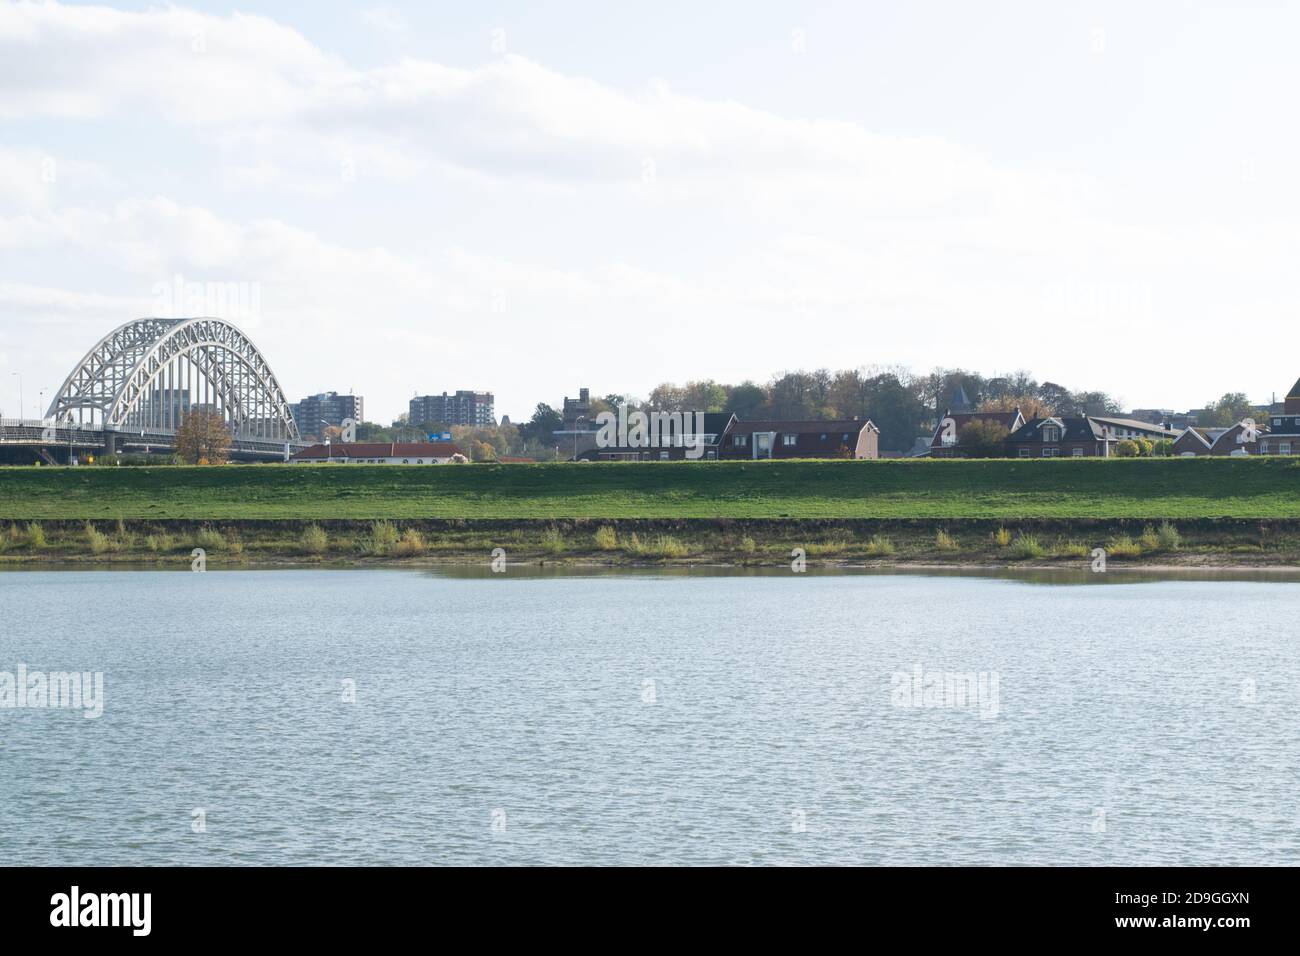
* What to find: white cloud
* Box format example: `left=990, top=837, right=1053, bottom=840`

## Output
left=1, top=2, right=1298, bottom=420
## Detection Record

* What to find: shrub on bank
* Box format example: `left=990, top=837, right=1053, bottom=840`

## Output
left=1107, top=534, right=1142, bottom=557
left=393, top=528, right=425, bottom=557
left=865, top=534, right=895, bottom=556
left=194, top=526, right=227, bottom=551
left=145, top=532, right=175, bottom=552
left=807, top=533, right=853, bottom=555
left=299, top=524, right=328, bottom=555
left=84, top=522, right=111, bottom=554
left=367, top=520, right=400, bottom=555
left=1006, top=534, right=1045, bottom=559
left=1156, top=521, right=1182, bottom=551
left=1054, top=539, right=1089, bottom=558
left=539, top=526, right=566, bottom=554
left=624, top=533, right=690, bottom=558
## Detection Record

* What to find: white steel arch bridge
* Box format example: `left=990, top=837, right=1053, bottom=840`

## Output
left=0, top=318, right=306, bottom=462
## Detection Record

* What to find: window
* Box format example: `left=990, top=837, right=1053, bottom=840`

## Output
left=1282, top=442, right=1293, bottom=455
left=1018, top=448, right=1031, bottom=458
left=1042, top=447, right=1060, bottom=457
left=819, top=433, right=828, bottom=441
left=783, top=434, right=797, bottom=446
left=706, top=450, right=716, bottom=460
left=659, top=451, right=669, bottom=460
left=733, top=434, right=747, bottom=446
left=1043, top=426, right=1061, bottom=442
left=1274, top=419, right=1282, bottom=427
left=1072, top=448, right=1084, bottom=457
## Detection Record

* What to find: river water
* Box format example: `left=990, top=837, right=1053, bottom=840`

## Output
left=1, top=567, right=1296, bottom=865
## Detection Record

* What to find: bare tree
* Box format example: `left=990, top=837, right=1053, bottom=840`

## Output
left=175, top=409, right=232, bottom=465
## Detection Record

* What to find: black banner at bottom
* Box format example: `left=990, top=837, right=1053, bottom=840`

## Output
left=0, top=866, right=1282, bottom=943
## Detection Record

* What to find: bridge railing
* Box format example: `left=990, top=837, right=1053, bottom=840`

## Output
left=0, top=422, right=107, bottom=444
left=0, top=418, right=56, bottom=429
left=1, top=420, right=307, bottom=458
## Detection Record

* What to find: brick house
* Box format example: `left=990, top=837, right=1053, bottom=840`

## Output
left=1171, top=422, right=1261, bottom=457
left=1258, top=377, right=1300, bottom=455
left=928, top=407, right=1025, bottom=458
left=576, top=412, right=736, bottom=461
left=721, top=419, right=879, bottom=460
left=1004, top=417, right=1115, bottom=458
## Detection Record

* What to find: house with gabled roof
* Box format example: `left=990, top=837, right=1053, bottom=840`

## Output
left=1172, top=421, right=1261, bottom=457
left=927, top=407, right=1025, bottom=458
left=575, top=412, right=736, bottom=461
left=1258, top=376, right=1300, bottom=455
left=1171, top=426, right=1218, bottom=456
left=721, top=419, right=879, bottom=460
left=1004, top=416, right=1116, bottom=458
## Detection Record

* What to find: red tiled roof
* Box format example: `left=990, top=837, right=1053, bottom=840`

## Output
left=292, top=442, right=463, bottom=460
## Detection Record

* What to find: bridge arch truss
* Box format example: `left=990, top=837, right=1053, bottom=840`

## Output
left=47, top=318, right=300, bottom=442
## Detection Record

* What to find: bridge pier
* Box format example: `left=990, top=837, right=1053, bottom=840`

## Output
left=103, top=431, right=117, bottom=457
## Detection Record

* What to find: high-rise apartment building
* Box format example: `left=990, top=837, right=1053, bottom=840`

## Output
left=290, top=391, right=364, bottom=439
left=409, top=391, right=495, bottom=428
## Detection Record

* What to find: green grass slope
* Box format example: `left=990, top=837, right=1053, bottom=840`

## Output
left=0, top=457, right=1297, bottom=520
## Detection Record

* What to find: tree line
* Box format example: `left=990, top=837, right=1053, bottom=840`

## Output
left=512, top=368, right=1126, bottom=454
left=380, top=369, right=1268, bottom=460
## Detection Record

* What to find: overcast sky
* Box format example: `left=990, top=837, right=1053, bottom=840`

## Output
left=2, top=0, right=1298, bottom=423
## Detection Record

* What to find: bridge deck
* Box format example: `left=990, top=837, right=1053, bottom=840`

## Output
left=0, top=420, right=309, bottom=462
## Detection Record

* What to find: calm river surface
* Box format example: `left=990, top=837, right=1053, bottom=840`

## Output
left=1, top=567, right=1297, bottom=865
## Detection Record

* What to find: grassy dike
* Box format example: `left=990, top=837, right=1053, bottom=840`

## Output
left=1, top=457, right=1299, bottom=568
